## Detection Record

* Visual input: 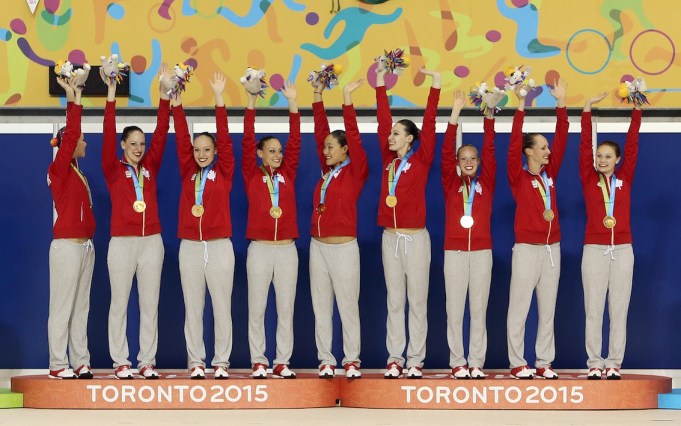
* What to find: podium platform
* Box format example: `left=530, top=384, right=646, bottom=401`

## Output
left=11, top=371, right=671, bottom=410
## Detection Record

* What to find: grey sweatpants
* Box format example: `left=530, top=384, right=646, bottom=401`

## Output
left=444, top=249, right=492, bottom=369
left=246, top=241, right=298, bottom=366
left=179, top=238, right=235, bottom=369
left=48, top=239, right=95, bottom=371
left=107, top=234, right=164, bottom=369
left=309, top=238, right=361, bottom=367
left=382, top=229, right=431, bottom=369
left=507, top=243, right=561, bottom=368
left=582, top=244, right=634, bottom=369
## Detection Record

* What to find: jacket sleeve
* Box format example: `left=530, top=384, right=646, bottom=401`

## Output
left=441, top=122, right=458, bottom=193
left=102, top=100, right=120, bottom=180
left=143, top=98, right=171, bottom=175
left=376, top=86, right=393, bottom=163
left=281, top=112, right=301, bottom=180
left=579, top=111, right=595, bottom=185
left=241, top=108, right=258, bottom=183
left=413, top=87, right=440, bottom=169
left=618, top=108, right=642, bottom=183
left=479, top=117, right=497, bottom=192
left=507, top=109, right=525, bottom=193
left=172, top=104, right=194, bottom=179
left=313, top=101, right=330, bottom=169
left=51, top=102, right=82, bottom=180
left=545, top=107, right=569, bottom=178
left=216, top=106, right=235, bottom=183
left=343, top=103, right=369, bottom=185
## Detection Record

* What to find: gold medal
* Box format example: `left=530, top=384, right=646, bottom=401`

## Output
left=133, top=200, right=147, bottom=213
left=543, top=209, right=554, bottom=222
left=317, top=203, right=326, bottom=214
left=603, top=216, right=616, bottom=229
left=270, top=206, right=283, bottom=219
left=385, top=195, right=398, bottom=208
left=460, top=215, right=474, bottom=229
left=192, top=204, right=204, bottom=218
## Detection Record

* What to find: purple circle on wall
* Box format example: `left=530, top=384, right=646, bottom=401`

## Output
left=10, top=19, right=26, bottom=35
left=620, top=74, right=634, bottom=83
left=454, top=66, right=469, bottom=78
left=486, top=30, right=501, bottom=43
left=366, top=62, right=398, bottom=90
left=45, top=0, right=61, bottom=14
left=306, top=12, right=319, bottom=25
left=270, top=73, right=285, bottom=91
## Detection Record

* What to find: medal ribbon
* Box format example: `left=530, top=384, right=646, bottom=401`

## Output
left=194, top=161, right=216, bottom=207
left=260, top=166, right=279, bottom=208
left=462, top=176, right=478, bottom=217
left=599, top=173, right=616, bottom=218
left=71, top=163, right=92, bottom=207
left=320, top=158, right=351, bottom=204
left=126, top=165, right=145, bottom=202
left=534, top=171, right=552, bottom=211
left=387, top=150, right=414, bottom=196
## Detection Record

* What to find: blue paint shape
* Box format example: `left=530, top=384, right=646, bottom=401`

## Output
left=283, top=0, right=305, bottom=12
left=301, top=7, right=402, bottom=60
left=0, top=29, right=11, bottom=42
left=217, top=0, right=273, bottom=27
left=122, top=39, right=162, bottom=107
left=181, top=0, right=197, bottom=16
left=288, top=54, right=302, bottom=83
left=565, top=29, right=612, bottom=75
left=106, top=3, right=125, bottom=20
left=496, top=0, right=560, bottom=58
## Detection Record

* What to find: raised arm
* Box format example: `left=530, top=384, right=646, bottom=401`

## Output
left=241, top=90, right=258, bottom=182
left=507, top=84, right=528, bottom=188
left=102, top=70, right=120, bottom=176
left=580, top=92, right=608, bottom=183
left=52, top=78, right=82, bottom=178
left=416, top=68, right=442, bottom=168
left=375, top=66, right=393, bottom=162
left=442, top=90, right=465, bottom=186
left=280, top=82, right=301, bottom=178
left=312, top=84, right=330, bottom=168
left=344, top=80, right=369, bottom=183
left=143, top=63, right=172, bottom=174
left=211, top=71, right=235, bottom=180
left=619, top=104, right=642, bottom=182
left=479, top=116, right=497, bottom=191
left=545, top=78, right=569, bottom=177
left=172, top=75, right=193, bottom=178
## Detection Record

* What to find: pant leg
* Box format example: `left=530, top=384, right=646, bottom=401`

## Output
left=581, top=244, right=610, bottom=369
left=68, top=241, right=95, bottom=368
left=467, top=249, right=492, bottom=369
left=107, top=237, right=137, bottom=368
left=606, top=244, right=634, bottom=369
left=179, top=240, right=208, bottom=369
left=309, top=239, right=337, bottom=367
left=403, top=229, right=431, bottom=369
left=382, top=230, right=407, bottom=367
left=206, top=239, right=235, bottom=368
left=507, top=243, right=541, bottom=368
left=48, top=240, right=84, bottom=370
left=135, top=234, right=164, bottom=368
left=328, top=240, right=361, bottom=366
left=247, top=242, right=274, bottom=366
left=272, top=242, right=299, bottom=366
left=535, top=243, right=561, bottom=367
left=444, top=250, right=469, bottom=368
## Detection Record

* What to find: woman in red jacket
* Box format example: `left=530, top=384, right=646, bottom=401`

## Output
left=506, top=78, right=568, bottom=380
left=442, top=90, right=497, bottom=380
left=580, top=93, right=642, bottom=380
left=172, top=71, right=235, bottom=380
left=47, top=77, right=95, bottom=380
left=310, top=79, right=369, bottom=379
left=376, top=66, right=441, bottom=379
left=242, top=82, right=300, bottom=379
left=102, top=63, right=173, bottom=380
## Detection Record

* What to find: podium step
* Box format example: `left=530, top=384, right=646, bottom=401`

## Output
left=658, top=388, right=681, bottom=409
left=0, top=388, right=23, bottom=408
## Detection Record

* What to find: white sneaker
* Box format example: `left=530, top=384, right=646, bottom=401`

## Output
left=344, top=362, right=362, bottom=379
left=213, top=366, right=229, bottom=380
left=74, top=365, right=94, bottom=379
left=510, top=365, right=534, bottom=379
left=384, top=362, right=403, bottom=379
left=536, top=366, right=559, bottom=379
left=606, top=368, right=621, bottom=380
left=273, top=364, right=296, bottom=379
left=252, top=364, right=268, bottom=379
left=407, top=366, right=423, bottom=379
left=451, top=365, right=471, bottom=379
left=318, top=364, right=335, bottom=378
left=588, top=368, right=603, bottom=380
left=469, top=367, right=486, bottom=379
left=190, top=366, right=205, bottom=380
left=114, top=365, right=134, bottom=380
left=48, top=368, right=77, bottom=380
left=140, top=365, right=159, bottom=380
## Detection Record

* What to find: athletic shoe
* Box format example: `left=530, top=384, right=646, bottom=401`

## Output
left=384, top=362, right=403, bottom=379
left=318, top=364, right=335, bottom=378
left=469, top=367, right=486, bottom=380
left=48, top=368, right=77, bottom=380
left=114, top=365, right=134, bottom=380
left=213, top=366, right=229, bottom=380
left=190, top=366, right=205, bottom=380
left=407, top=366, right=423, bottom=379
left=344, top=362, right=362, bottom=379
left=140, top=365, right=159, bottom=380
left=536, top=366, right=559, bottom=379
left=252, top=363, right=268, bottom=379
left=451, top=365, right=471, bottom=379
left=587, top=368, right=603, bottom=380
left=273, top=364, right=296, bottom=379
left=510, top=365, right=534, bottom=379
left=75, top=365, right=93, bottom=379
left=606, top=368, right=621, bottom=380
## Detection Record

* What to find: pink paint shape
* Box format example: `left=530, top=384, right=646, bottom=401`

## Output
left=270, top=74, right=285, bottom=91
left=454, top=65, right=469, bottom=78
left=486, top=30, right=501, bottom=43
left=366, top=62, right=398, bottom=90
left=68, top=49, right=86, bottom=66
left=494, top=71, right=506, bottom=88
left=44, top=0, right=60, bottom=14
left=620, top=74, right=634, bottom=83
left=511, top=0, right=528, bottom=7
left=159, top=0, right=175, bottom=20
left=10, top=19, right=26, bottom=35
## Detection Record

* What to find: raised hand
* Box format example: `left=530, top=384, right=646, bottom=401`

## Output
left=419, top=68, right=441, bottom=89
left=549, top=77, right=567, bottom=107
left=209, top=71, right=226, bottom=95
left=343, top=79, right=364, bottom=105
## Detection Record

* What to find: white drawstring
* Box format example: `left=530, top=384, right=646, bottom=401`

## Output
left=545, top=244, right=555, bottom=268
left=394, top=232, right=413, bottom=258
left=83, top=239, right=93, bottom=253
left=603, top=245, right=616, bottom=260
left=203, top=241, right=209, bottom=268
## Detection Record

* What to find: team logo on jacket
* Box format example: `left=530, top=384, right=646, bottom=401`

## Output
left=125, top=167, right=150, bottom=180
left=457, top=182, right=483, bottom=194
left=384, top=161, right=412, bottom=172
left=531, top=177, right=554, bottom=188
left=193, top=170, right=218, bottom=182
left=262, top=174, right=286, bottom=184
left=597, top=178, right=624, bottom=190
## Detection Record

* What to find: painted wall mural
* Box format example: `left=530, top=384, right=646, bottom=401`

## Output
left=0, top=0, right=679, bottom=107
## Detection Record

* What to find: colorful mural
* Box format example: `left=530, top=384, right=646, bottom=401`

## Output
left=0, top=0, right=678, bottom=107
